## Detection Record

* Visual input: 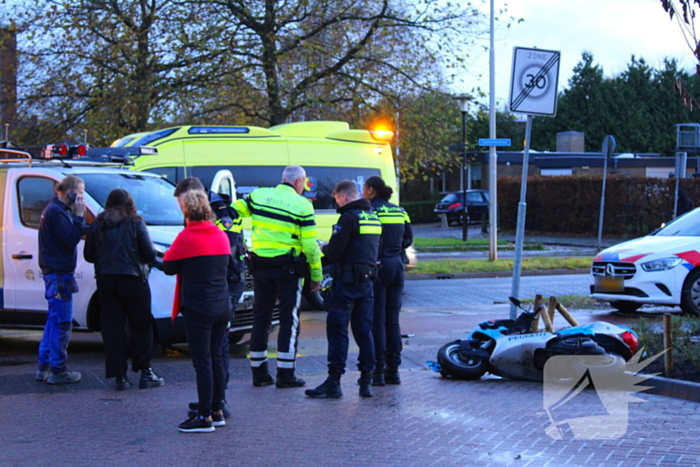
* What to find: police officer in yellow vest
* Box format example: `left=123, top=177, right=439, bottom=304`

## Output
left=233, top=165, right=322, bottom=389
left=305, top=180, right=381, bottom=399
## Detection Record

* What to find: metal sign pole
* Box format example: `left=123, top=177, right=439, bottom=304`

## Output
left=509, top=114, right=533, bottom=319
left=488, top=0, right=498, bottom=261
left=597, top=136, right=615, bottom=250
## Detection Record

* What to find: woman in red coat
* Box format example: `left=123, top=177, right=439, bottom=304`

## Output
left=162, top=187, right=231, bottom=433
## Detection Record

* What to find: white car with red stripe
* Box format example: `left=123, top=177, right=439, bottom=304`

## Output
left=590, top=208, right=700, bottom=315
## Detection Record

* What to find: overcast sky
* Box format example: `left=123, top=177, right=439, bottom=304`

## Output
left=459, top=0, right=696, bottom=109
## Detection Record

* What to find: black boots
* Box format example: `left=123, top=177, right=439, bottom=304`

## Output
left=372, top=370, right=386, bottom=387
left=139, top=368, right=165, bottom=389
left=385, top=368, right=400, bottom=385
left=252, top=362, right=274, bottom=387
left=115, top=375, right=129, bottom=390
left=358, top=371, right=373, bottom=398
left=305, top=373, right=342, bottom=399
left=276, top=368, right=305, bottom=388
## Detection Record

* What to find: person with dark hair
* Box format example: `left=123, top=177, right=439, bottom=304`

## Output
left=362, top=176, right=413, bottom=385
left=306, top=180, right=381, bottom=399
left=162, top=186, right=231, bottom=433
left=36, top=174, right=86, bottom=385
left=84, top=189, right=163, bottom=391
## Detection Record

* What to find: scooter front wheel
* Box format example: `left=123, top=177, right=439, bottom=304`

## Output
left=437, top=340, right=488, bottom=380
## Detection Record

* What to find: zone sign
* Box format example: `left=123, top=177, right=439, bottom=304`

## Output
left=509, top=47, right=560, bottom=116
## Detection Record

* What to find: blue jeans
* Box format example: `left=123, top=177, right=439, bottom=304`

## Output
left=38, top=273, right=77, bottom=373
left=326, top=280, right=375, bottom=375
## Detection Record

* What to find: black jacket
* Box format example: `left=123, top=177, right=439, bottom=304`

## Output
left=84, top=213, right=156, bottom=278
left=322, top=198, right=380, bottom=266
left=371, top=197, right=413, bottom=258
left=161, top=254, right=231, bottom=317
left=38, top=197, right=85, bottom=275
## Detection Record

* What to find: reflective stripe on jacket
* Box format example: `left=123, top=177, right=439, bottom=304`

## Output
left=233, top=183, right=322, bottom=281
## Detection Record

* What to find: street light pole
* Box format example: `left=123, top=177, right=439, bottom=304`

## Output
left=454, top=95, right=471, bottom=242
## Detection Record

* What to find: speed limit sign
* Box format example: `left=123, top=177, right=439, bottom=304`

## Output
left=509, top=47, right=560, bottom=116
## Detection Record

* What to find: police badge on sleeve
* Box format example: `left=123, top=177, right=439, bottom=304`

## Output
left=332, top=224, right=341, bottom=236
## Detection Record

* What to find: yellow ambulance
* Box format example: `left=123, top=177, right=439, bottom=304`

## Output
left=112, top=121, right=397, bottom=240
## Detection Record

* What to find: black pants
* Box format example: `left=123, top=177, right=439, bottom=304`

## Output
left=326, top=280, right=375, bottom=374
left=372, top=255, right=405, bottom=371
left=97, top=274, right=153, bottom=379
left=182, top=307, right=229, bottom=417
left=223, top=280, right=246, bottom=387
left=249, top=267, right=303, bottom=371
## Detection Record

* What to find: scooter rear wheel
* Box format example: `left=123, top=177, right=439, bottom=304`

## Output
left=437, top=340, right=488, bottom=380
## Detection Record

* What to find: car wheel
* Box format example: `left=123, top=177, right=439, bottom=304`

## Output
left=610, top=301, right=642, bottom=314
left=681, top=268, right=700, bottom=316
left=436, top=340, right=488, bottom=380
left=303, top=274, right=333, bottom=311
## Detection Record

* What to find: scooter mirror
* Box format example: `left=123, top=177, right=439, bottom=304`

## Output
left=508, top=296, right=521, bottom=307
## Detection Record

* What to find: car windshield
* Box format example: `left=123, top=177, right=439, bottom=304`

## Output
left=79, top=173, right=182, bottom=226
left=653, top=208, right=700, bottom=237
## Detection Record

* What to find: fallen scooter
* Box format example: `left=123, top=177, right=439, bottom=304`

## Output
left=434, top=297, right=640, bottom=382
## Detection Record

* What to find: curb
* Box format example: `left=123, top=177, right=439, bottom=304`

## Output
left=644, top=374, right=700, bottom=402
left=406, top=268, right=589, bottom=281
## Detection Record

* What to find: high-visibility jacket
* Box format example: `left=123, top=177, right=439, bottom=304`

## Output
left=210, top=191, right=245, bottom=283
left=233, top=183, right=323, bottom=281
left=370, top=198, right=413, bottom=259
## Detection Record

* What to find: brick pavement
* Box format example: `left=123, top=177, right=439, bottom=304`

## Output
left=2, top=346, right=700, bottom=467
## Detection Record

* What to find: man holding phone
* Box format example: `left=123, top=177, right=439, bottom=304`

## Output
left=35, top=175, right=86, bottom=384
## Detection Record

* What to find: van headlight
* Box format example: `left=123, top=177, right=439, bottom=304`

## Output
left=641, top=257, right=682, bottom=272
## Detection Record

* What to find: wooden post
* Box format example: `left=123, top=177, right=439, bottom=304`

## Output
left=539, top=304, right=554, bottom=333
left=663, top=313, right=673, bottom=377
left=547, top=296, right=557, bottom=325
left=531, top=294, right=543, bottom=332
left=556, top=303, right=579, bottom=326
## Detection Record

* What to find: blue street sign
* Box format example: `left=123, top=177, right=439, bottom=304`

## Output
left=479, top=138, right=511, bottom=147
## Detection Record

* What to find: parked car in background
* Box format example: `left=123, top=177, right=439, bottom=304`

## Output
left=590, top=207, right=700, bottom=315
left=434, top=190, right=490, bottom=225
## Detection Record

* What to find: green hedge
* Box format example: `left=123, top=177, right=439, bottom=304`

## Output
left=497, top=175, right=700, bottom=237
left=402, top=199, right=441, bottom=224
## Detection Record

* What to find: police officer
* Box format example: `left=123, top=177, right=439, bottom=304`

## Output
left=305, top=180, right=381, bottom=399
left=362, top=176, right=413, bottom=386
left=233, top=165, right=322, bottom=388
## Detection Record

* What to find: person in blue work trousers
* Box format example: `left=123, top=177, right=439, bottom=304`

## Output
left=306, top=179, right=382, bottom=399
left=233, top=165, right=322, bottom=389
left=35, top=175, right=86, bottom=385
left=362, top=176, right=413, bottom=386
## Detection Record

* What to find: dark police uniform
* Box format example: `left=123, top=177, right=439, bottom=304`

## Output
left=370, top=197, right=413, bottom=383
left=321, top=198, right=381, bottom=377
left=210, top=192, right=245, bottom=391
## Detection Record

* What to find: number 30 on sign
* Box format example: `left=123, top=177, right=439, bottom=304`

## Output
left=509, top=47, right=560, bottom=116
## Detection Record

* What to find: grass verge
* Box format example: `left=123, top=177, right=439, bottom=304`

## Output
left=412, top=237, right=543, bottom=252
left=409, top=256, right=593, bottom=275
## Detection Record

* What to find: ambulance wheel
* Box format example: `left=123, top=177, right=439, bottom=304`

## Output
left=681, top=268, right=700, bottom=317
left=437, top=340, right=488, bottom=380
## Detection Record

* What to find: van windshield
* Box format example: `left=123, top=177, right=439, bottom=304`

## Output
left=80, top=173, right=182, bottom=226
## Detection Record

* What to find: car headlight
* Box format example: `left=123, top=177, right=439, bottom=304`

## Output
left=641, top=257, right=682, bottom=272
